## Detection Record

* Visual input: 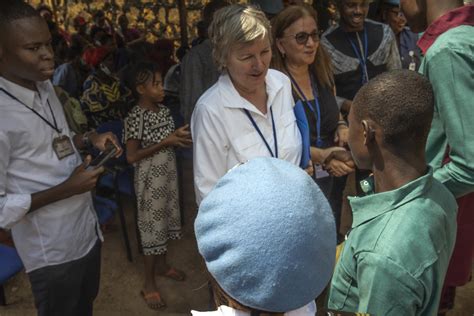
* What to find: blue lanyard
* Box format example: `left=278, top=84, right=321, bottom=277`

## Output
left=288, top=73, right=323, bottom=148
left=243, top=107, right=278, bottom=158
left=346, top=28, right=369, bottom=85
left=0, top=87, right=61, bottom=134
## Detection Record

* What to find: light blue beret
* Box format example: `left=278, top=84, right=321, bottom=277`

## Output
left=195, top=157, right=336, bottom=312
left=383, top=0, right=400, bottom=6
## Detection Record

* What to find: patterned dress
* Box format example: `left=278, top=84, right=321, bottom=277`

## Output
left=123, top=105, right=182, bottom=255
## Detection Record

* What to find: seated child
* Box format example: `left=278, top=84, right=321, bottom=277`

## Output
left=194, top=157, right=337, bottom=315
left=327, top=70, right=457, bottom=315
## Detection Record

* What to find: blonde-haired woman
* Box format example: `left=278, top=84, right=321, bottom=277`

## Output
left=191, top=4, right=306, bottom=204
left=272, top=4, right=354, bottom=198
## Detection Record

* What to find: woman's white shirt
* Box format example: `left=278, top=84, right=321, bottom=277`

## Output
left=191, top=69, right=302, bottom=205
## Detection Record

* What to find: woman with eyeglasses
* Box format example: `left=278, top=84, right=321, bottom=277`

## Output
left=272, top=4, right=355, bottom=200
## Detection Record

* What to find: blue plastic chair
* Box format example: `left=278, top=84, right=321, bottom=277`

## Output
left=0, top=244, right=23, bottom=305
left=93, top=195, right=117, bottom=225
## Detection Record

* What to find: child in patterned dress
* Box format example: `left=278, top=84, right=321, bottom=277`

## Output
left=123, top=62, right=192, bottom=310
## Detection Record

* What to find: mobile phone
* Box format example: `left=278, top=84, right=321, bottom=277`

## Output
left=87, top=146, right=118, bottom=170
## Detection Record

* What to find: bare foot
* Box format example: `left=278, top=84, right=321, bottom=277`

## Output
left=140, top=289, right=166, bottom=309
left=157, top=267, right=186, bottom=281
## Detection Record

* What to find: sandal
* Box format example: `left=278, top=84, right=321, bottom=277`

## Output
left=140, top=290, right=166, bottom=309
left=159, top=267, right=186, bottom=281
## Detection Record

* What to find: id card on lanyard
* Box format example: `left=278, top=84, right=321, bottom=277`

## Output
left=287, top=73, right=323, bottom=148
left=0, top=87, right=75, bottom=160
left=288, top=73, right=329, bottom=179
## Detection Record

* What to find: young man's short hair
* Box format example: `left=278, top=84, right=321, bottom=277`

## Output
left=352, top=69, right=434, bottom=146
left=0, top=0, right=40, bottom=34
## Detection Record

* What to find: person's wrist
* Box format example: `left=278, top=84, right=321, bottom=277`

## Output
left=162, top=137, right=171, bottom=147
left=85, top=130, right=99, bottom=148
left=323, top=151, right=336, bottom=167
left=320, top=148, right=333, bottom=165
left=82, top=130, right=96, bottom=148
left=59, top=177, right=75, bottom=198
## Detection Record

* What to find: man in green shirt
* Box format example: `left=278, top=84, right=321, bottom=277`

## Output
left=327, top=70, right=457, bottom=315
left=400, top=1, right=474, bottom=313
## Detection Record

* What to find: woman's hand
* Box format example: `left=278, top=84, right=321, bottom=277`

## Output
left=313, top=146, right=347, bottom=165
left=324, top=159, right=355, bottom=177
left=323, top=150, right=355, bottom=177
left=304, top=160, right=314, bottom=177
left=334, top=124, right=349, bottom=147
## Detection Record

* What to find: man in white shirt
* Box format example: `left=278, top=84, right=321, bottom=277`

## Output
left=0, top=2, right=121, bottom=315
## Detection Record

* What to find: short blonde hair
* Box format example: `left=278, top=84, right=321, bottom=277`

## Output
left=208, top=4, right=271, bottom=72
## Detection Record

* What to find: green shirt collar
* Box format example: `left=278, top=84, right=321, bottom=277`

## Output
left=349, top=167, right=433, bottom=228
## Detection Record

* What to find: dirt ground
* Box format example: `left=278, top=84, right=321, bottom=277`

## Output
left=1, top=157, right=474, bottom=316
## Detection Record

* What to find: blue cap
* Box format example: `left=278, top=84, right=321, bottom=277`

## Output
left=249, top=0, right=284, bottom=15
left=383, top=0, right=400, bottom=6
left=195, top=157, right=336, bottom=312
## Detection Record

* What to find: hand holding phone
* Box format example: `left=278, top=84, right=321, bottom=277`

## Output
left=87, top=145, right=118, bottom=170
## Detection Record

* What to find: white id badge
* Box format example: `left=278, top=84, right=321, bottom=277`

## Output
left=52, top=135, right=75, bottom=159
left=315, top=164, right=330, bottom=179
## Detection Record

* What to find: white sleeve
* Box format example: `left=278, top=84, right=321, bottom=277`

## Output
left=0, top=132, right=31, bottom=229
left=191, top=102, right=228, bottom=205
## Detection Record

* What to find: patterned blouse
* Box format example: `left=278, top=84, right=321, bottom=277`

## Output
left=123, top=104, right=175, bottom=148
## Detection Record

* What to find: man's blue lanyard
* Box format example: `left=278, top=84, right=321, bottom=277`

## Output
left=288, top=73, right=323, bottom=148
left=243, top=107, right=278, bottom=158
left=346, top=28, right=369, bottom=85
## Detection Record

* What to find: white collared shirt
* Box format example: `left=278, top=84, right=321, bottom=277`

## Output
left=191, top=301, right=316, bottom=316
left=0, top=77, right=102, bottom=273
left=191, top=69, right=302, bottom=204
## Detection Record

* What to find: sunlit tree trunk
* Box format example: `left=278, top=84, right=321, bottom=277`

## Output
left=177, top=0, right=188, bottom=47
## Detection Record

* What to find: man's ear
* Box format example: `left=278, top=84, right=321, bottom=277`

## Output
left=362, top=119, right=376, bottom=145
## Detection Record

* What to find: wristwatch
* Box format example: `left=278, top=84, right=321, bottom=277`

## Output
left=82, top=130, right=95, bottom=148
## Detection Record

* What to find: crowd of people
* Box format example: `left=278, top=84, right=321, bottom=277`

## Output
left=0, top=0, right=473, bottom=315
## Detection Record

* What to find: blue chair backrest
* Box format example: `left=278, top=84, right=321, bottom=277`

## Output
left=0, top=245, right=23, bottom=284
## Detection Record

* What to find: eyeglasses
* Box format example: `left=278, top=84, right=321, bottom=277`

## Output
left=285, top=31, right=320, bottom=45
